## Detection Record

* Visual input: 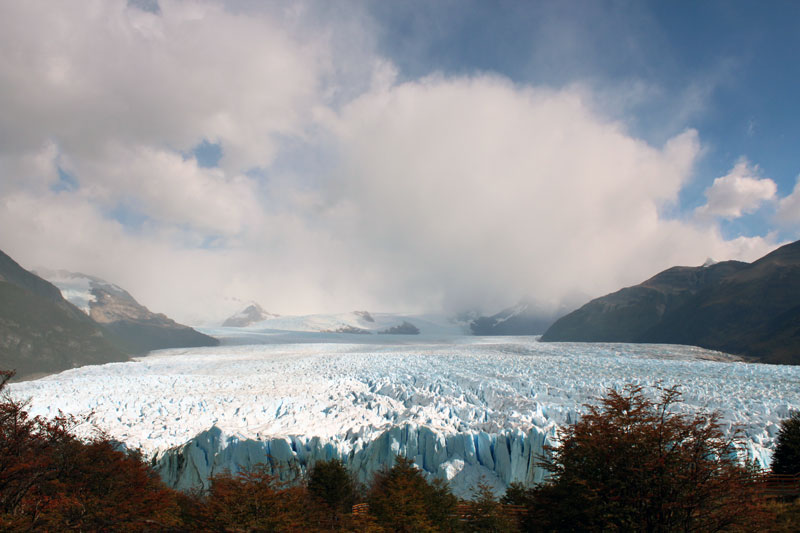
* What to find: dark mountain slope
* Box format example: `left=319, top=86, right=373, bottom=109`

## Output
left=39, top=271, right=219, bottom=355
left=0, top=250, right=64, bottom=301
left=542, top=240, right=800, bottom=364
left=0, top=251, right=127, bottom=379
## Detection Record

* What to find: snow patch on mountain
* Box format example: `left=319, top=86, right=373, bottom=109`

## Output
left=35, top=269, right=128, bottom=316
left=35, top=270, right=104, bottom=314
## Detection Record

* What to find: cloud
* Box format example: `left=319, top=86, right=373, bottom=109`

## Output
left=0, top=1, right=783, bottom=323
left=67, top=144, right=263, bottom=236
left=695, top=160, right=777, bottom=219
left=321, top=76, right=775, bottom=313
left=0, top=0, right=326, bottom=171
left=776, top=176, right=800, bottom=227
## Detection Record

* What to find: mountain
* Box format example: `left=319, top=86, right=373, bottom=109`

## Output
left=541, top=240, right=800, bottom=364
left=222, top=302, right=279, bottom=327
left=469, top=301, right=561, bottom=335
left=38, top=270, right=219, bottom=355
left=0, top=250, right=128, bottom=379
left=378, top=321, right=420, bottom=335
left=214, top=310, right=466, bottom=336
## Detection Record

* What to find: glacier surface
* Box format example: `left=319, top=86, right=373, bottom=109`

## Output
left=10, top=331, right=800, bottom=497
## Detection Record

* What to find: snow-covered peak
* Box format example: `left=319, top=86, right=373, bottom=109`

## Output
left=222, top=302, right=279, bottom=327
left=35, top=269, right=122, bottom=314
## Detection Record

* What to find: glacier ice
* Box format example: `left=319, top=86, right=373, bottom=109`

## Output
left=10, top=332, right=800, bottom=498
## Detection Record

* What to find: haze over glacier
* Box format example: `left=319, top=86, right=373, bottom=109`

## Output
left=10, top=322, right=800, bottom=497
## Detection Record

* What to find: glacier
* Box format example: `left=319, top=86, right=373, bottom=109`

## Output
left=9, top=330, right=800, bottom=498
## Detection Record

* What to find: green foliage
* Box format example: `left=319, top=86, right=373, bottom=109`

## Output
left=499, top=482, right=531, bottom=507
left=461, top=481, right=517, bottom=532
left=307, top=458, right=358, bottom=513
left=772, top=411, right=800, bottom=476
left=525, top=385, right=767, bottom=532
left=367, top=455, right=458, bottom=532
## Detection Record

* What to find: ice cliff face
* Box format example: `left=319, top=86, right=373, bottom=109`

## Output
left=154, top=424, right=554, bottom=497
left=10, top=331, right=800, bottom=497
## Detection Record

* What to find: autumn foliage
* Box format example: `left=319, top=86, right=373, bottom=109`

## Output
left=519, top=385, right=770, bottom=532
left=0, top=370, right=179, bottom=531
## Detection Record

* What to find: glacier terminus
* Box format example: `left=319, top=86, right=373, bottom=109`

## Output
left=10, top=326, right=800, bottom=498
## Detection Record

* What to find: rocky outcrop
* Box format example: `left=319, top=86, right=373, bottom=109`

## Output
left=324, top=325, right=372, bottom=334
left=353, top=310, right=375, bottom=323
left=542, top=240, right=800, bottom=364
left=153, top=424, right=556, bottom=497
left=378, top=321, right=420, bottom=335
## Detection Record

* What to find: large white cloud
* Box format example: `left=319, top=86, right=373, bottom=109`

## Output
left=1, top=1, right=326, bottom=165
left=695, top=160, right=777, bottom=219
left=322, top=77, right=775, bottom=313
left=0, top=1, right=783, bottom=323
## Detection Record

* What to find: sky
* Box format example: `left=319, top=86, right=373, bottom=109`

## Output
left=1, top=0, right=799, bottom=324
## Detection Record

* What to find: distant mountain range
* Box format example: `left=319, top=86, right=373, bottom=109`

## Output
left=5, top=236, right=799, bottom=378
left=0, top=250, right=218, bottom=380
left=542, top=239, right=800, bottom=364
left=219, top=308, right=457, bottom=336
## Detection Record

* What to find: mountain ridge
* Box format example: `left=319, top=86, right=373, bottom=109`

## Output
left=542, top=240, right=800, bottom=364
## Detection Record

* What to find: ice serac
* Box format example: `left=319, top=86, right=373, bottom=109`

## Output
left=154, top=423, right=556, bottom=497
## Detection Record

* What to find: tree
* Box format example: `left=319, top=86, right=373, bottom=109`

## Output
left=0, top=370, right=180, bottom=530
left=461, top=481, right=516, bottom=532
left=307, top=458, right=358, bottom=514
left=772, top=411, right=800, bottom=476
left=307, top=457, right=360, bottom=529
left=200, top=465, right=313, bottom=531
left=367, top=455, right=457, bottom=532
left=526, top=385, right=767, bottom=532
